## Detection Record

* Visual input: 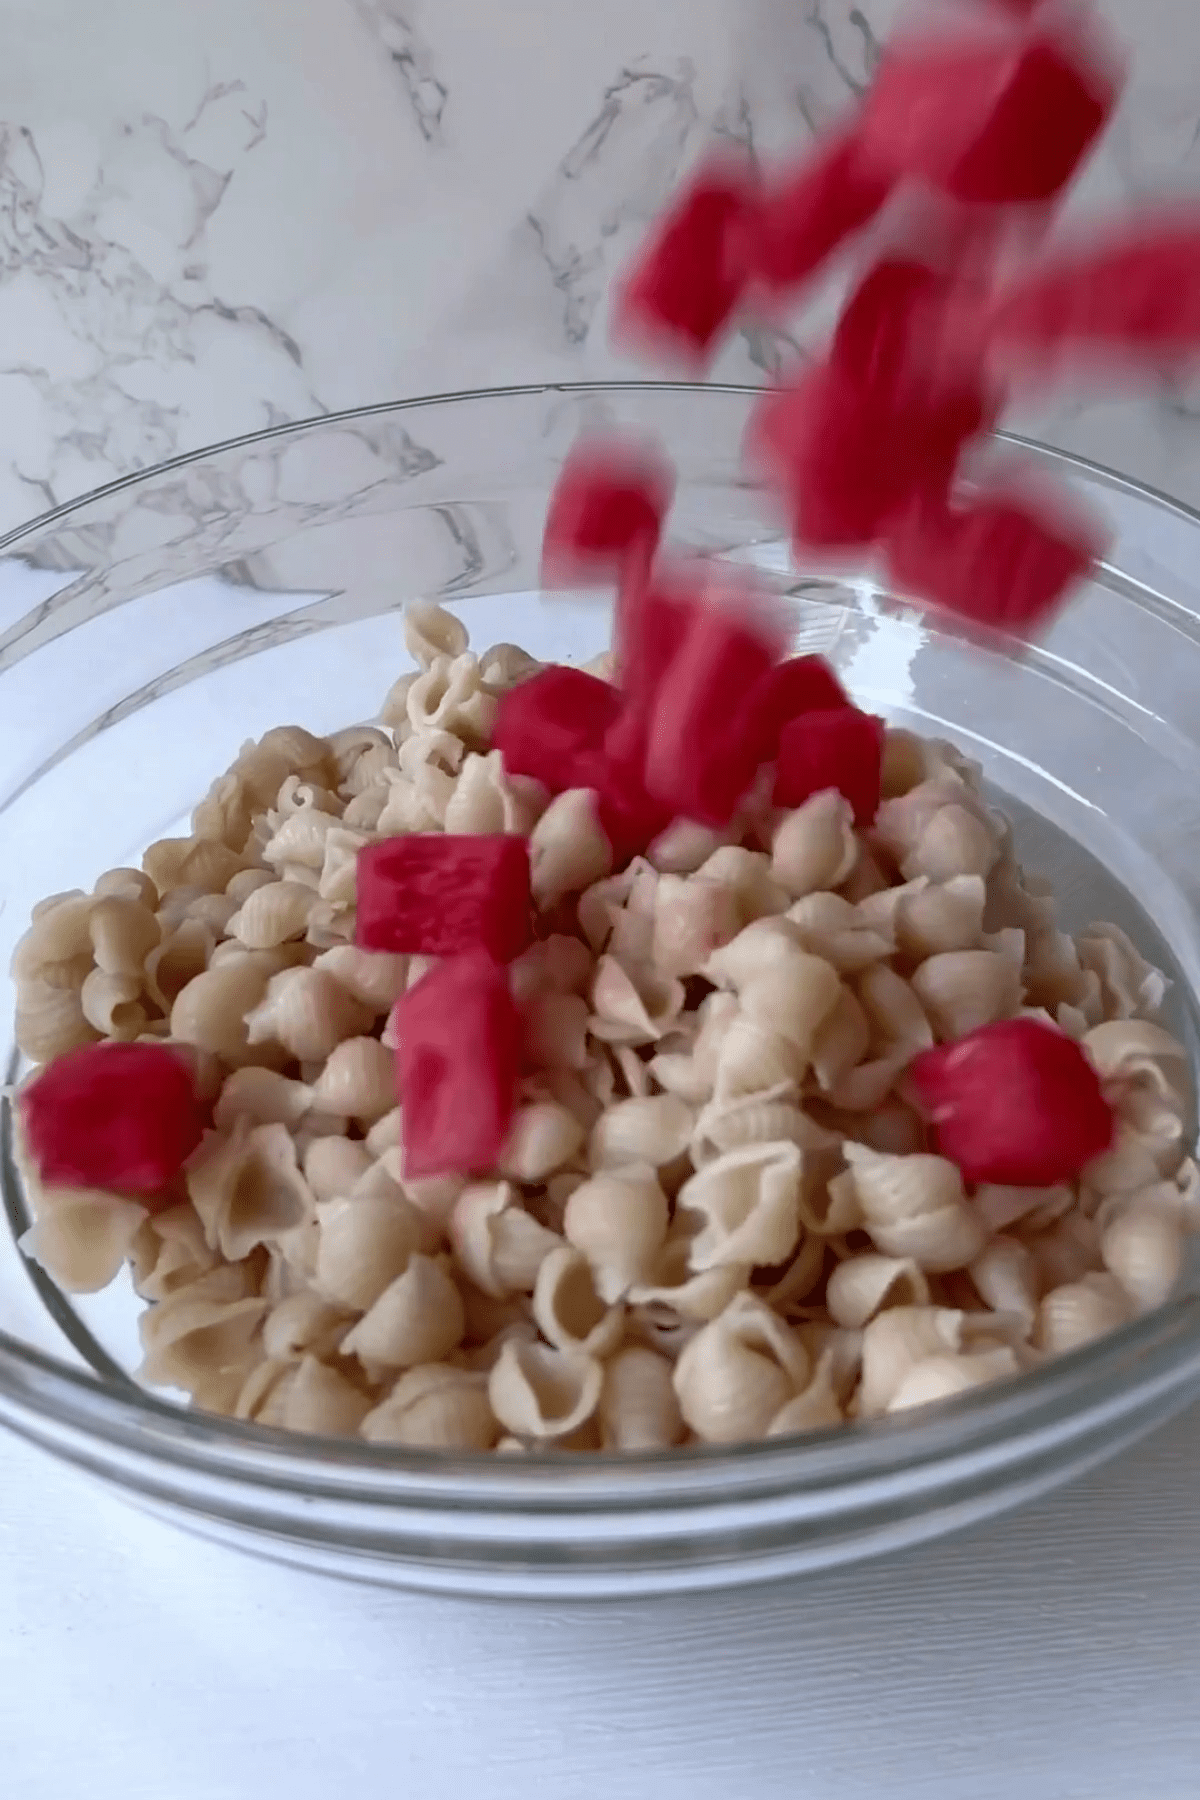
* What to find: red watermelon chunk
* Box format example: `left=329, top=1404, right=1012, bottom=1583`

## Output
left=356, top=835, right=532, bottom=963
left=389, top=950, right=522, bottom=1179
left=857, top=22, right=1120, bottom=206
left=612, top=158, right=761, bottom=364
left=747, top=363, right=959, bottom=550
left=988, top=214, right=1200, bottom=372
left=743, top=655, right=852, bottom=766
left=752, top=129, right=892, bottom=297
left=493, top=665, right=623, bottom=795
left=911, top=1017, right=1114, bottom=1186
left=20, top=1042, right=206, bottom=1201
left=773, top=706, right=885, bottom=825
left=642, top=578, right=788, bottom=827
left=541, top=438, right=675, bottom=587
left=883, top=485, right=1101, bottom=633
left=832, top=258, right=996, bottom=447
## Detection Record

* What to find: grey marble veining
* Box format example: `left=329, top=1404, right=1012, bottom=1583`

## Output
left=0, top=0, right=1196, bottom=539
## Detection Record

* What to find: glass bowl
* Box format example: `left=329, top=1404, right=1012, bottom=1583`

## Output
left=1, top=382, right=1199, bottom=1600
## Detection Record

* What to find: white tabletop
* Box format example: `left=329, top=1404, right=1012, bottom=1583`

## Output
left=3, top=1405, right=1199, bottom=1800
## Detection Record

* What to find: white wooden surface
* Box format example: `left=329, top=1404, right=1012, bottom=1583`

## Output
left=3, top=1408, right=1199, bottom=1800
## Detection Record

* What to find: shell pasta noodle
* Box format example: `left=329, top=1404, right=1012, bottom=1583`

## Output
left=10, top=600, right=1198, bottom=1454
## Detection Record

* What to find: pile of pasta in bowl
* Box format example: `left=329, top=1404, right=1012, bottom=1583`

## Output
left=10, top=505, right=1197, bottom=1456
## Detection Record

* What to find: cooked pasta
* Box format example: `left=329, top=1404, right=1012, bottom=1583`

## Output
left=11, top=605, right=1195, bottom=1458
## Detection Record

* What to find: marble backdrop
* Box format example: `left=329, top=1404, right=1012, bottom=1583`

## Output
left=0, top=0, right=1197, bottom=534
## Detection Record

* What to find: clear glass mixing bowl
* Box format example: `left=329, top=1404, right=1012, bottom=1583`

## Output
left=1, top=383, right=1199, bottom=1599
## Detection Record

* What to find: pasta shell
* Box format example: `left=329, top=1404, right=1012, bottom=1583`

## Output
left=529, top=788, right=613, bottom=910
left=825, top=1254, right=930, bottom=1330
left=404, top=600, right=469, bottom=669
left=650, top=874, right=741, bottom=980
left=756, top=1230, right=827, bottom=1311
left=479, top=640, right=542, bottom=693
left=649, top=992, right=739, bottom=1104
left=563, top=1167, right=669, bottom=1304
left=20, top=1188, right=148, bottom=1293
left=245, top=967, right=373, bottom=1062
left=704, top=916, right=805, bottom=990
left=649, top=819, right=734, bottom=875
left=144, top=921, right=214, bottom=1014
left=969, top=1237, right=1039, bottom=1333
left=80, top=968, right=146, bottom=1040
left=130, top=1205, right=219, bottom=1301
left=880, top=727, right=929, bottom=798
left=590, top=955, right=685, bottom=1047
left=532, top=1247, right=625, bottom=1358
left=787, top=892, right=894, bottom=973
left=1036, top=1272, right=1131, bottom=1356
left=88, top=895, right=161, bottom=978
left=307, top=1037, right=395, bottom=1123
left=857, top=963, right=933, bottom=1053
left=809, top=987, right=871, bottom=1091
left=691, top=1084, right=839, bottom=1168
left=770, top=791, right=858, bottom=900
left=1101, top=1201, right=1184, bottom=1313
left=847, top=1098, right=928, bottom=1157
left=141, top=837, right=199, bottom=895
left=695, top=846, right=790, bottom=923
left=739, top=951, right=842, bottom=1059
left=713, top=1018, right=805, bottom=1101
left=588, top=1095, right=694, bottom=1171
left=488, top=1339, right=603, bottom=1441
left=302, top=1135, right=373, bottom=1203
left=11, top=892, right=95, bottom=982
left=894, top=874, right=988, bottom=959
left=404, top=652, right=496, bottom=745
left=227, top=880, right=317, bottom=949
left=314, top=1192, right=425, bottom=1311
left=858, top=1305, right=965, bottom=1416
left=524, top=991, right=591, bottom=1072
left=309, top=946, right=406, bottom=1016
left=905, top=803, right=999, bottom=883
left=673, top=1293, right=809, bottom=1444
left=257, top=1355, right=372, bottom=1437
left=678, top=1142, right=804, bottom=1272
left=444, top=749, right=546, bottom=836
left=866, top=1201, right=987, bottom=1274
left=341, top=1254, right=465, bottom=1376
left=842, top=1144, right=968, bottom=1227
left=94, top=867, right=159, bottom=910
left=171, top=957, right=272, bottom=1060
left=15, top=978, right=100, bottom=1063
left=974, top=1182, right=1073, bottom=1234
left=910, top=950, right=1022, bottom=1041
left=599, top=1346, right=685, bottom=1451
left=497, top=1100, right=586, bottom=1182
left=1077, top=921, right=1169, bottom=1021
left=450, top=1182, right=564, bottom=1298
left=886, top=1347, right=1019, bottom=1413
left=214, top=1067, right=313, bottom=1133
left=138, top=1291, right=268, bottom=1392
left=362, top=1363, right=498, bottom=1449
left=628, top=1240, right=750, bottom=1322
left=188, top=1121, right=314, bottom=1262
left=262, top=1291, right=353, bottom=1362
left=767, top=1350, right=844, bottom=1435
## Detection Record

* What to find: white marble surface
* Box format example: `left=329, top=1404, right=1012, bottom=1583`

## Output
left=0, top=1, right=1199, bottom=535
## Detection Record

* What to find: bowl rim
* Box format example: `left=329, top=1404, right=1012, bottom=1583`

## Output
left=1, top=378, right=1199, bottom=1504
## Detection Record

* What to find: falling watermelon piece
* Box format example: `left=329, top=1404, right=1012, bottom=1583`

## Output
left=612, top=158, right=761, bottom=364
left=773, top=706, right=885, bottom=825
left=389, top=950, right=522, bottom=1179
left=911, top=1016, right=1115, bottom=1186
left=987, top=213, right=1200, bottom=372
left=356, top=835, right=533, bottom=963
left=541, top=438, right=675, bottom=587
left=752, top=128, right=892, bottom=298
left=856, top=19, right=1120, bottom=206
left=19, top=1042, right=206, bottom=1201
left=493, top=664, right=624, bottom=796
left=883, top=484, right=1101, bottom=633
